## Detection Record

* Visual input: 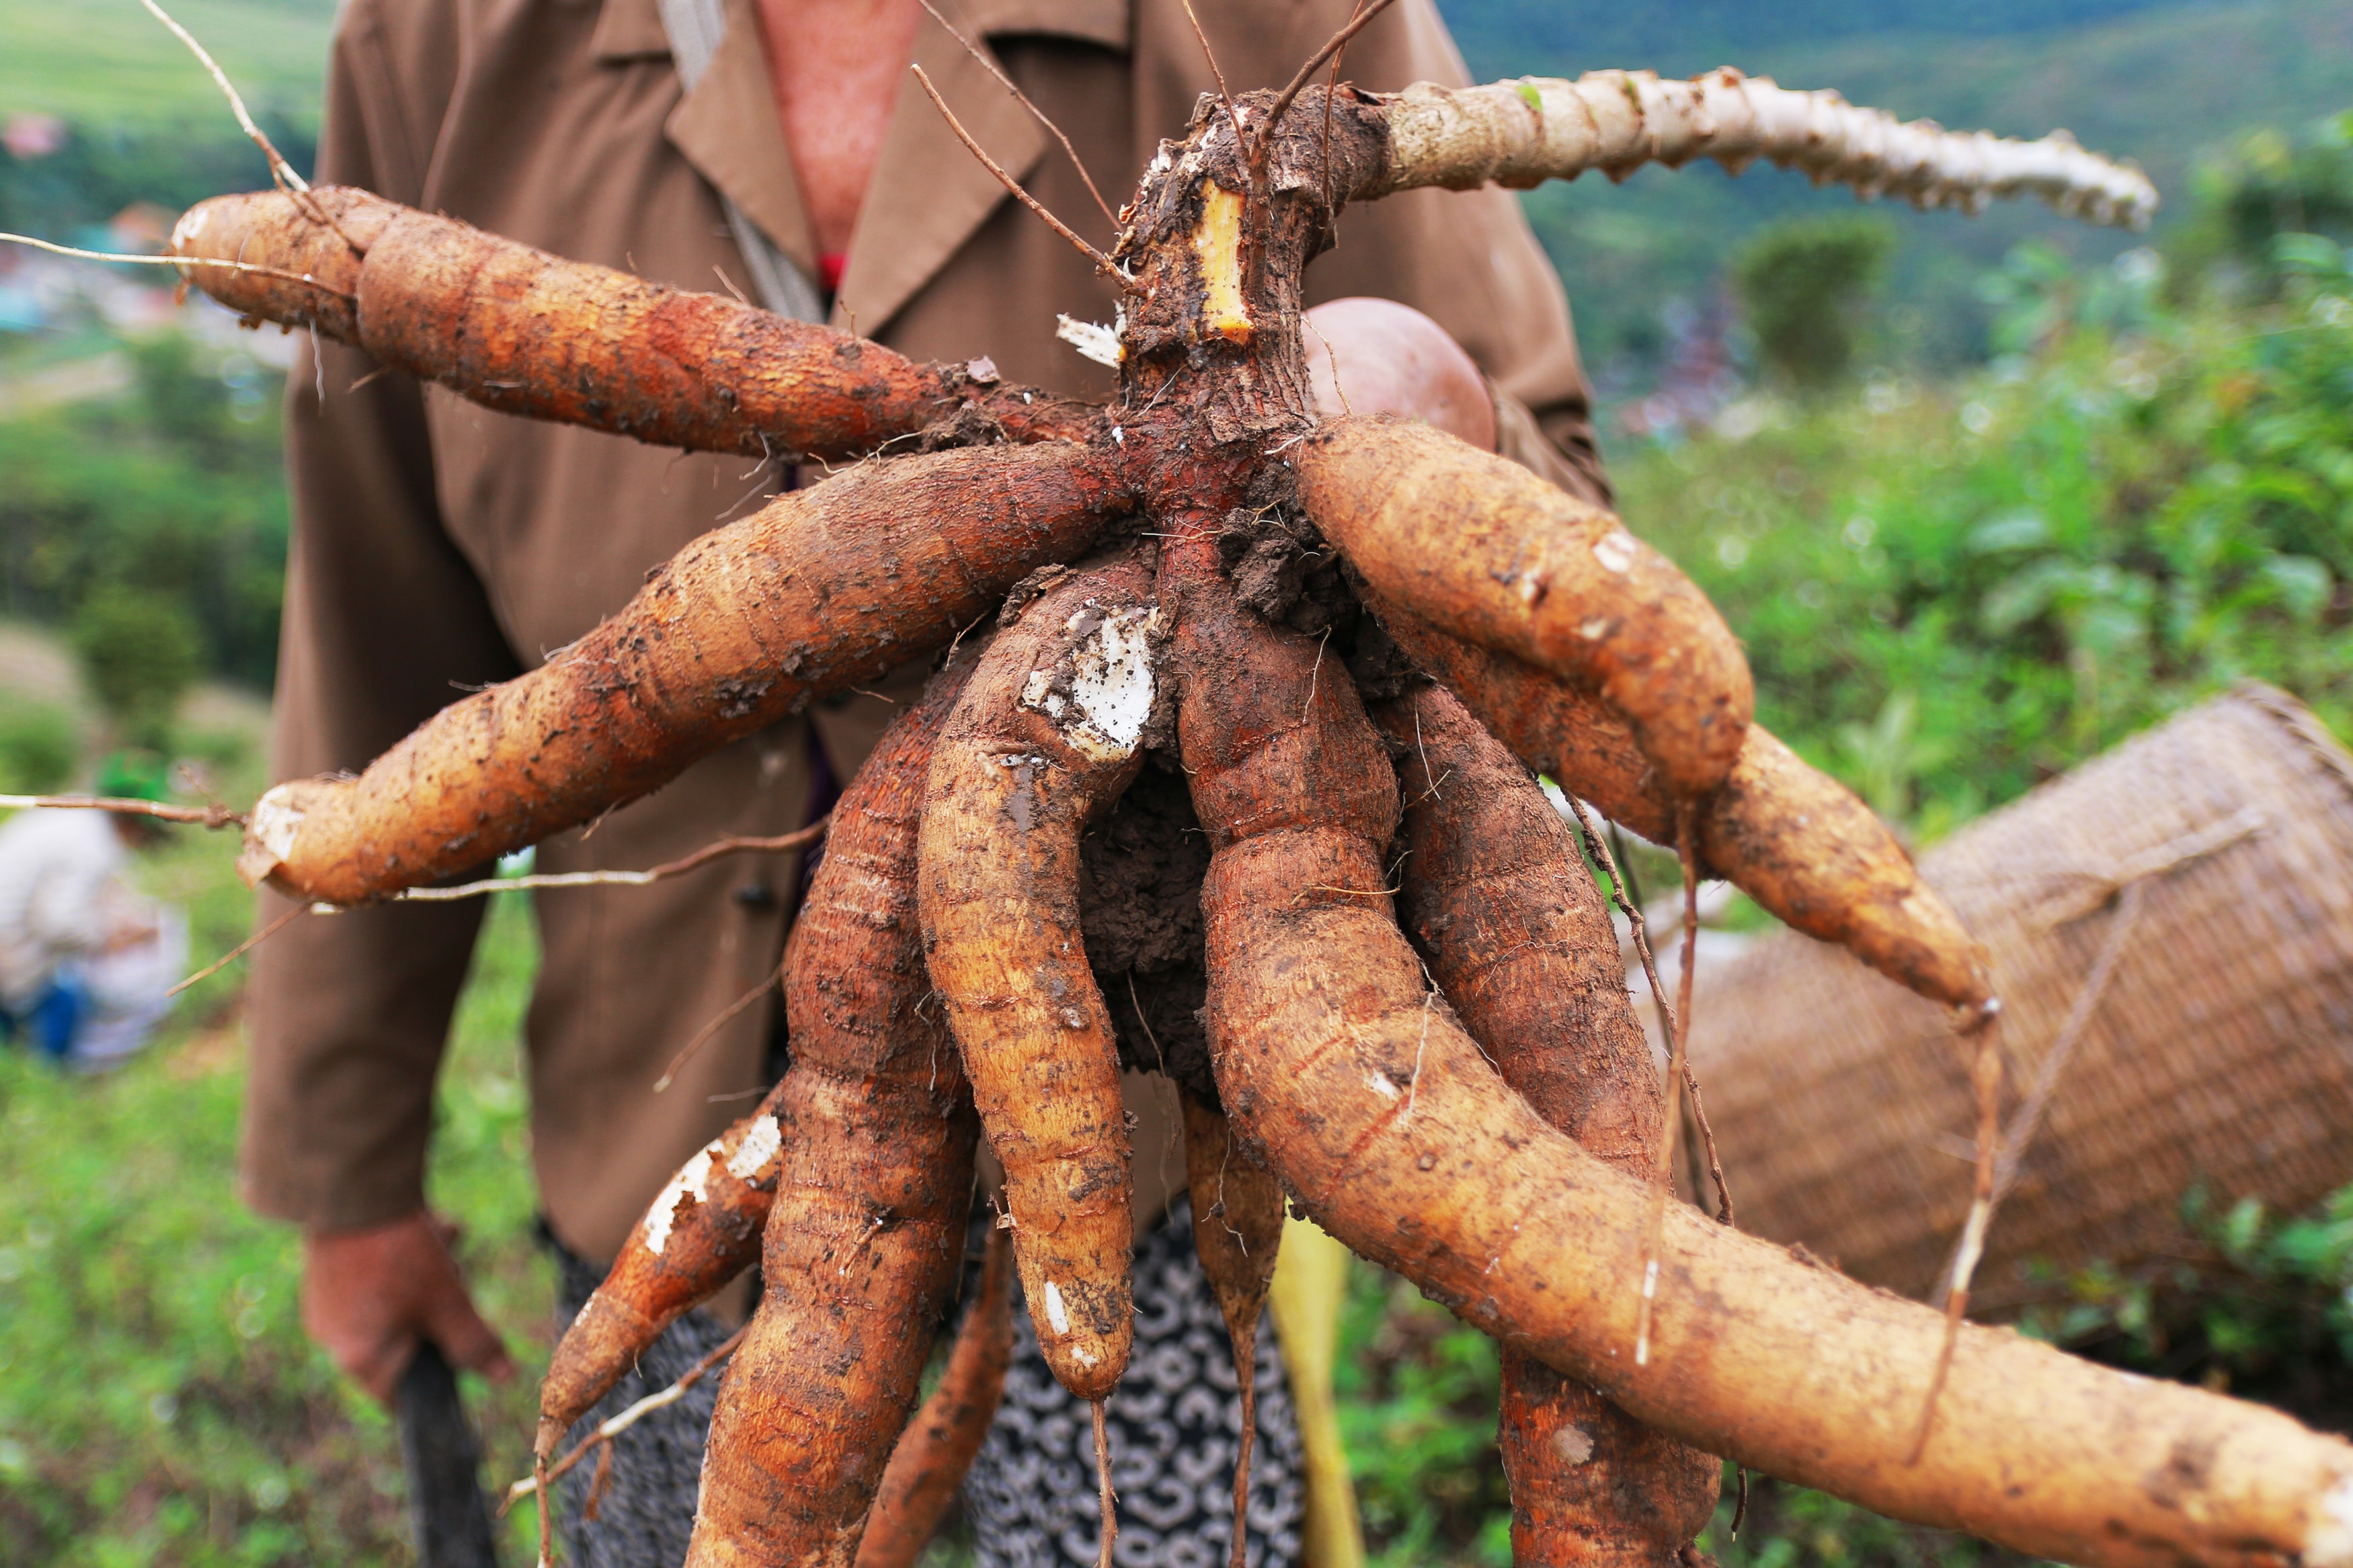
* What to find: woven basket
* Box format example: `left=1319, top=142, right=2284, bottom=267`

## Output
left=1677, top=683, right=2353, bottom=1307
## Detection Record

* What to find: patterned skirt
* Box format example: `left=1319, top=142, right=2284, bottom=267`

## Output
left=552, top=1198, right=1305, bottom=1568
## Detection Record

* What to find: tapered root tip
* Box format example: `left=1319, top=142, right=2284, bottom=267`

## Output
left=534, top=1454, right=556, bottom=1566
left=1092, top=1399, right=1117, bottom=1568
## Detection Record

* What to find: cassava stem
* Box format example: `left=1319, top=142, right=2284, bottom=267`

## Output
left=1180, top=1090, right=1287, bottom=1568
left=1170, top=534, right=2353, bottom=1568
left=854, top=1225, right=1017, bottom=1568
left=1377, top=600, right=1993, bottom=1011
left=686, top=655, right=982, bottom=1567
left=1361, top=69, right=2156, bottom=229
left=1380, top=681, right=1720, bottom=1566
left=241, top=443, right=1129, bottom=906
left=918, top=550, right=1164, bottom=1403
left=1297, top=417, right=1753, bottom=798
left=169, top=187, right=1098, bottom=460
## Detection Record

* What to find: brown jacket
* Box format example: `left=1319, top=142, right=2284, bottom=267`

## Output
left=241, top=0, right=1607, bottom=1264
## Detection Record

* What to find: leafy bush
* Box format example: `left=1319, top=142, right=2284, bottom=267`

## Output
left=1335, top=1270, right=1509, bottom=1567
left=2171, top=112, right=2353, bottom=301
left=1620, top=233, right=2353, bottom=839
left=0, top=329, right=288, bottom=694
left=1735, top=215, right=1897, bottom=391
left=0, top=696, right=76, bottom=794
left=72, top=583, right=202, bottom=750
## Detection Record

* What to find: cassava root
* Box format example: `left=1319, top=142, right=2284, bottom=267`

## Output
left=1373, top=600, right=1993, bottom=1011
left=241, top=443, right=1129, bottom=905
left=918, top=550, right=1163, bottom=1403
left=539, top=1100, right=786, bottom=1454
left=854, top=1225, right=1016, bottom=1568
left=918, top=551, right=1171, bottom=1568
left=1299, top=417, right=1753, bottom=798
left=1174, top=537, right=2353, bottom=1568
left=169, top=188, right=1099, bottom=462
left=686, top=653, right=982, bottom=1566
left=1381, top=681, right=1720, bottom=1567
left=151, top=30, right=2309, bottom=1566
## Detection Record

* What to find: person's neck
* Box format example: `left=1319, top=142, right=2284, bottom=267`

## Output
left=754, top=0, right=923, bottom=264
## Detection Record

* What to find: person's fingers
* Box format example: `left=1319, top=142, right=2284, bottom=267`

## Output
left=422, top=1277, right=518, bottom=1383
left=300, top=1272, right=415, bottom=1404
left=414, top=1216, right=515, bottom=1382
left=300, top=1210, right=511, bottom=1404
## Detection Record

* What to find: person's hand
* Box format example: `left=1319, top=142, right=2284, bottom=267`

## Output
left=1303, top=296, right=1497, bottom=452
left=301, top=1210, right=516, bottom=1404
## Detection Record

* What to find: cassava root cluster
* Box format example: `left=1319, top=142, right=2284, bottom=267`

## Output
left=163, top=53, right=2353, bottom=1568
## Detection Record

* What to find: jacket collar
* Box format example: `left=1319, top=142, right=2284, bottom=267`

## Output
left=592, top=0, right=1127, bottom=58
left=598, top=0, right=1126, bottom=336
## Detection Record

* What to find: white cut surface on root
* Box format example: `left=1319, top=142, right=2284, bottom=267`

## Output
left=236, top=785, right=305, bottom=886
left=725, top=1114, right=783, bottom=1182
left=1374, top=68, right=2156, bottom=229
left=642, top=1145, right=717, bottom=1255
left=1020, top=604, right=1161, bottom=763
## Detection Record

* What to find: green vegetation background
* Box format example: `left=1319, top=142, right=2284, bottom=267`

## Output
left=6, top=1, right=2353, bottom=1564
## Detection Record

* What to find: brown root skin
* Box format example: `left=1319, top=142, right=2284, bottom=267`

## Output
left=1295, top=417, right=1752, bottom=798
left=1181, top=557, right=2353, bottom=1568
left=1380, top=683, right=1719, bottom=1567
left=855, top=1226, right=1017, bottom=1568
left=536, top=1098, right=785, bottom=1459
left=166, top=184, right=380, bottom=339
left=1180, top=1089, right=1286, bottom=1568
left=169, top=188, right=1099, bottom=460
left=687, top=656, right=981, bottom=1567
left=1180, top=1090, right=1285, bottom=1346
left=1378, top=602, right=1992, bottom=1012
left=241, top=443, right=1131, bottom=905
left=918, top=550, right=1163, bottom=1401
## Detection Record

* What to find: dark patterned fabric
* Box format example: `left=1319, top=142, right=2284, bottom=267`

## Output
left=547, top=1198, right=1302, bottom=1568
left=966, top=1199, right=1304, bottom=1568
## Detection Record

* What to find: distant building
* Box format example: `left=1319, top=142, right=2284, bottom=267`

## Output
left=2, top=112, right=65, bottom=161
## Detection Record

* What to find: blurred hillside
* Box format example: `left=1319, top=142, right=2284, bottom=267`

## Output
left=1437, top=0, right=2353, bottom=395
left=0, top=0, right=331, bottom=128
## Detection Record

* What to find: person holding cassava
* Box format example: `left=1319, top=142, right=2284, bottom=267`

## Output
left=239, top=0, right=1607, bottom=1561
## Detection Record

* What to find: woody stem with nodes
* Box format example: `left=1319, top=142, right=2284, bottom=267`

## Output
left=143, top=38, right=2353, bottom=1568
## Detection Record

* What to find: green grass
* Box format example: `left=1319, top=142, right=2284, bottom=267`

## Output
left=0, top=701, right=556, bottom=1565
left=0, top=0, right=333, bottom=128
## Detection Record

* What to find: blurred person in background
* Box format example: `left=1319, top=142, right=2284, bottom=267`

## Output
left=0, top=753, right=188, bottom=1073
left=245, top=0, right=1607, bottom=1562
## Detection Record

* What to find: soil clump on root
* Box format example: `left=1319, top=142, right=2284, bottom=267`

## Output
left=1082, top=761, right=1215, bottom=1104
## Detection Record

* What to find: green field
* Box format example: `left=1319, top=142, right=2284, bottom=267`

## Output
left=0, top=0, right=333, bottom=128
